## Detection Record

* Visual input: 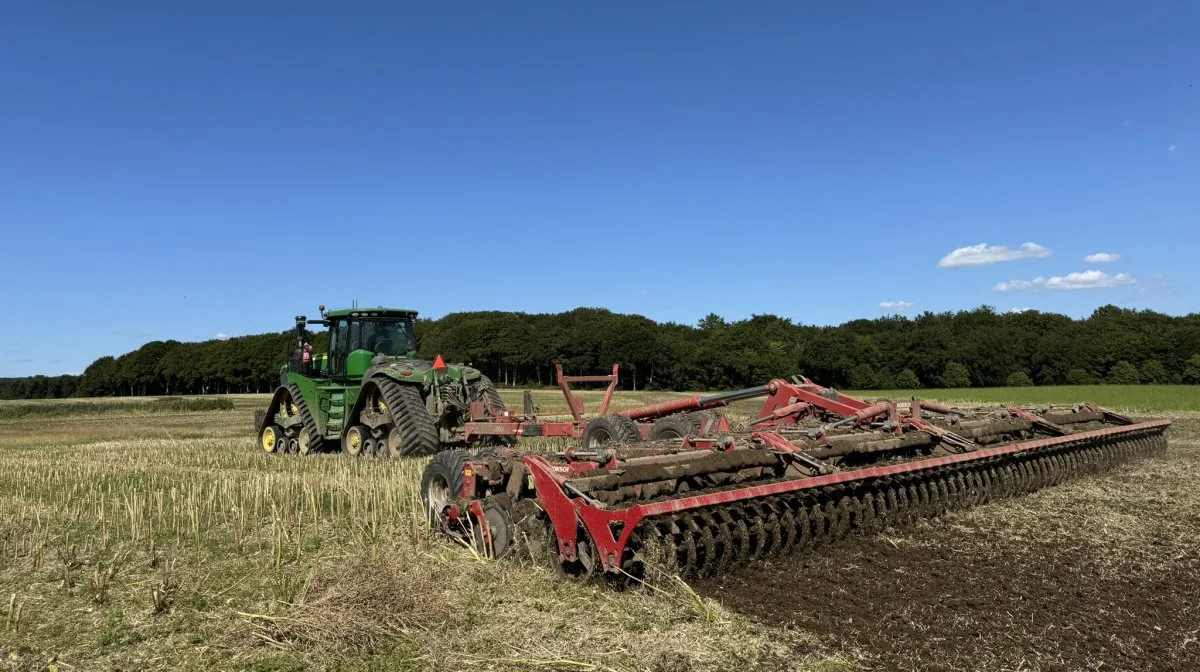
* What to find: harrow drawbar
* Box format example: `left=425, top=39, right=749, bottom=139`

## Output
left=420, top=377, right=1171, bottom=582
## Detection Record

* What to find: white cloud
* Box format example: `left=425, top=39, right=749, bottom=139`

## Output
left=1007, top=307, right=1033, bottom=314
left=879, top=300, right=914, bottom=312
left=214, top=332, right=229, bottom=340
left=938, top=242, right=1051, bottom=268
left=994, top=270, right=1136, bottom=292
left=1084, top=252, right=1120, bottom=263
left=1168, top=144, right=1177, bottom=152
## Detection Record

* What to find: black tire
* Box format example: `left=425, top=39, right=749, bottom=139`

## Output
left=581, top=414, right=642, bottom=448
left=421, top=449, right=470, bottom=522
left=648, top=411, right=717, bottom=440
left=376, top=377, right=440, bottom=457
left=286, top=384, right=325, bottom=453
left=648, top=414, right=698, bottom=440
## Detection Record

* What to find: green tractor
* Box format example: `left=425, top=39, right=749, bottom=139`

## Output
left=255, top=306, right=507, bottom=458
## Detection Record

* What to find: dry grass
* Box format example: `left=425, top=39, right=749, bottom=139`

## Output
left=0, top=401, right=839, bottom=671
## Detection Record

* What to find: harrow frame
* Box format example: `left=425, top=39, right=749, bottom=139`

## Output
left=427, top=377, right=1172, bottom=579
left=525, top=419, right=1171, bottom=572
left=460, top=363, right=737, bottom=443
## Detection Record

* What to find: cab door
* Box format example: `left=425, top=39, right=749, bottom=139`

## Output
left=327, top=319, right=350, bottom=378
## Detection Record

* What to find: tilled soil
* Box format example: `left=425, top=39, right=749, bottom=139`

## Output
left=697, top=421, right=1200, bottom=672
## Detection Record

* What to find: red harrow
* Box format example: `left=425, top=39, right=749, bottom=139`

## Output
left=422, top=377, right=1170, bottom=581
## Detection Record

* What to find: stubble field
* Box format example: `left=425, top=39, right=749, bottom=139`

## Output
left=1, top=387, right=1197, bottom=671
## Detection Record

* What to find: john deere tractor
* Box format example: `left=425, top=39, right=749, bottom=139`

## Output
left=255, top=306, right=506, bottom=458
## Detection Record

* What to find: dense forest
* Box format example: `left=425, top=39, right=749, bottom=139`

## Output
left=3, top=305, right=1200, bottom=400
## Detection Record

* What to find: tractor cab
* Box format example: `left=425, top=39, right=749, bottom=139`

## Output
left=322, top=307, right=418, bottom=378
left=290, top=307, right=419, bottom=380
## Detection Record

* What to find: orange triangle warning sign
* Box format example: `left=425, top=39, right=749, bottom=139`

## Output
left=433, top=354, right=447, bottom=370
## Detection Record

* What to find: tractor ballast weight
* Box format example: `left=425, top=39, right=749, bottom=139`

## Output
left=255, top=306, right=507, bottom=458
left=422, top=377, right=1171, bottom=581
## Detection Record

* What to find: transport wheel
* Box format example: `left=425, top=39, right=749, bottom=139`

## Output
left=648, top=414, right=698, bottom=440
left=582, top=414, right=641, bottom=448
left=260, top=425, right=284, bottom=455
left=363, top=438, right=377, bottom=457
left=342, top=425, right=368, bottom=457
left=421, top=450, right=470, bottom=522
left=375, top=378, right=440, bottom=456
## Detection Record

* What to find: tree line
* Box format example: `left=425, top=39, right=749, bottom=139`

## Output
left=2, top=304, right=1199, bottom=400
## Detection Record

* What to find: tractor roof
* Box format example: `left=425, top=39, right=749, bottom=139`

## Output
left=323, top=307, right=418, bottom=319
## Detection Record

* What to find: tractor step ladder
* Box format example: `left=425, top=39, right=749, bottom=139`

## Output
left=326, top=391, right=346, bottom=434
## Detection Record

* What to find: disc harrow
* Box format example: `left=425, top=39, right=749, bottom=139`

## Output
left=635, top=429, right=1164, bottom=579
left=421, top=377, right=1171, bottom=582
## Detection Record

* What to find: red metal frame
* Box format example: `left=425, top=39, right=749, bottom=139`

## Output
left=449, top=370, right=1174, bottom=574
left=462, top=364, right=743, bottom=443
left=522, top=418, right=1170, bottom=572
left=559, top=363, right=620, bottom=421
left=462, top=369, right=1052, bottom=452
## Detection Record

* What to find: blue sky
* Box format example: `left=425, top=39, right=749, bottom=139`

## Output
left=1, top=1, right=1196, bottom=376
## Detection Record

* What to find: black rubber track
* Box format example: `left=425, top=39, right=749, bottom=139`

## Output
left=469, top=376, right=517, bottom=447
left=375, top=376, right=440, bottom=457
left=470, top=375, right=507, bottom=415
left=631, top=430, right=1167, bottom=580
left=285, top=383, right=325, bottom=454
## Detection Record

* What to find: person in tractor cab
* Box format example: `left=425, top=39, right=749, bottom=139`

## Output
left=366, top=320, right=414, bottom=356
left=367, top=328, right=390, bottom=354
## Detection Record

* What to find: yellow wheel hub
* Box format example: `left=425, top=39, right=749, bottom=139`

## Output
left=349, top=433, right=361, bottom=451
left=261, top=430, right=277, bottom=453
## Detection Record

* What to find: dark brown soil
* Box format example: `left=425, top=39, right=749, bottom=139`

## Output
left=697, top=424, right=1200, bottom=671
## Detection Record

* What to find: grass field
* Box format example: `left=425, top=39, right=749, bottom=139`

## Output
left=1, top=386, right=1196, bottom=671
